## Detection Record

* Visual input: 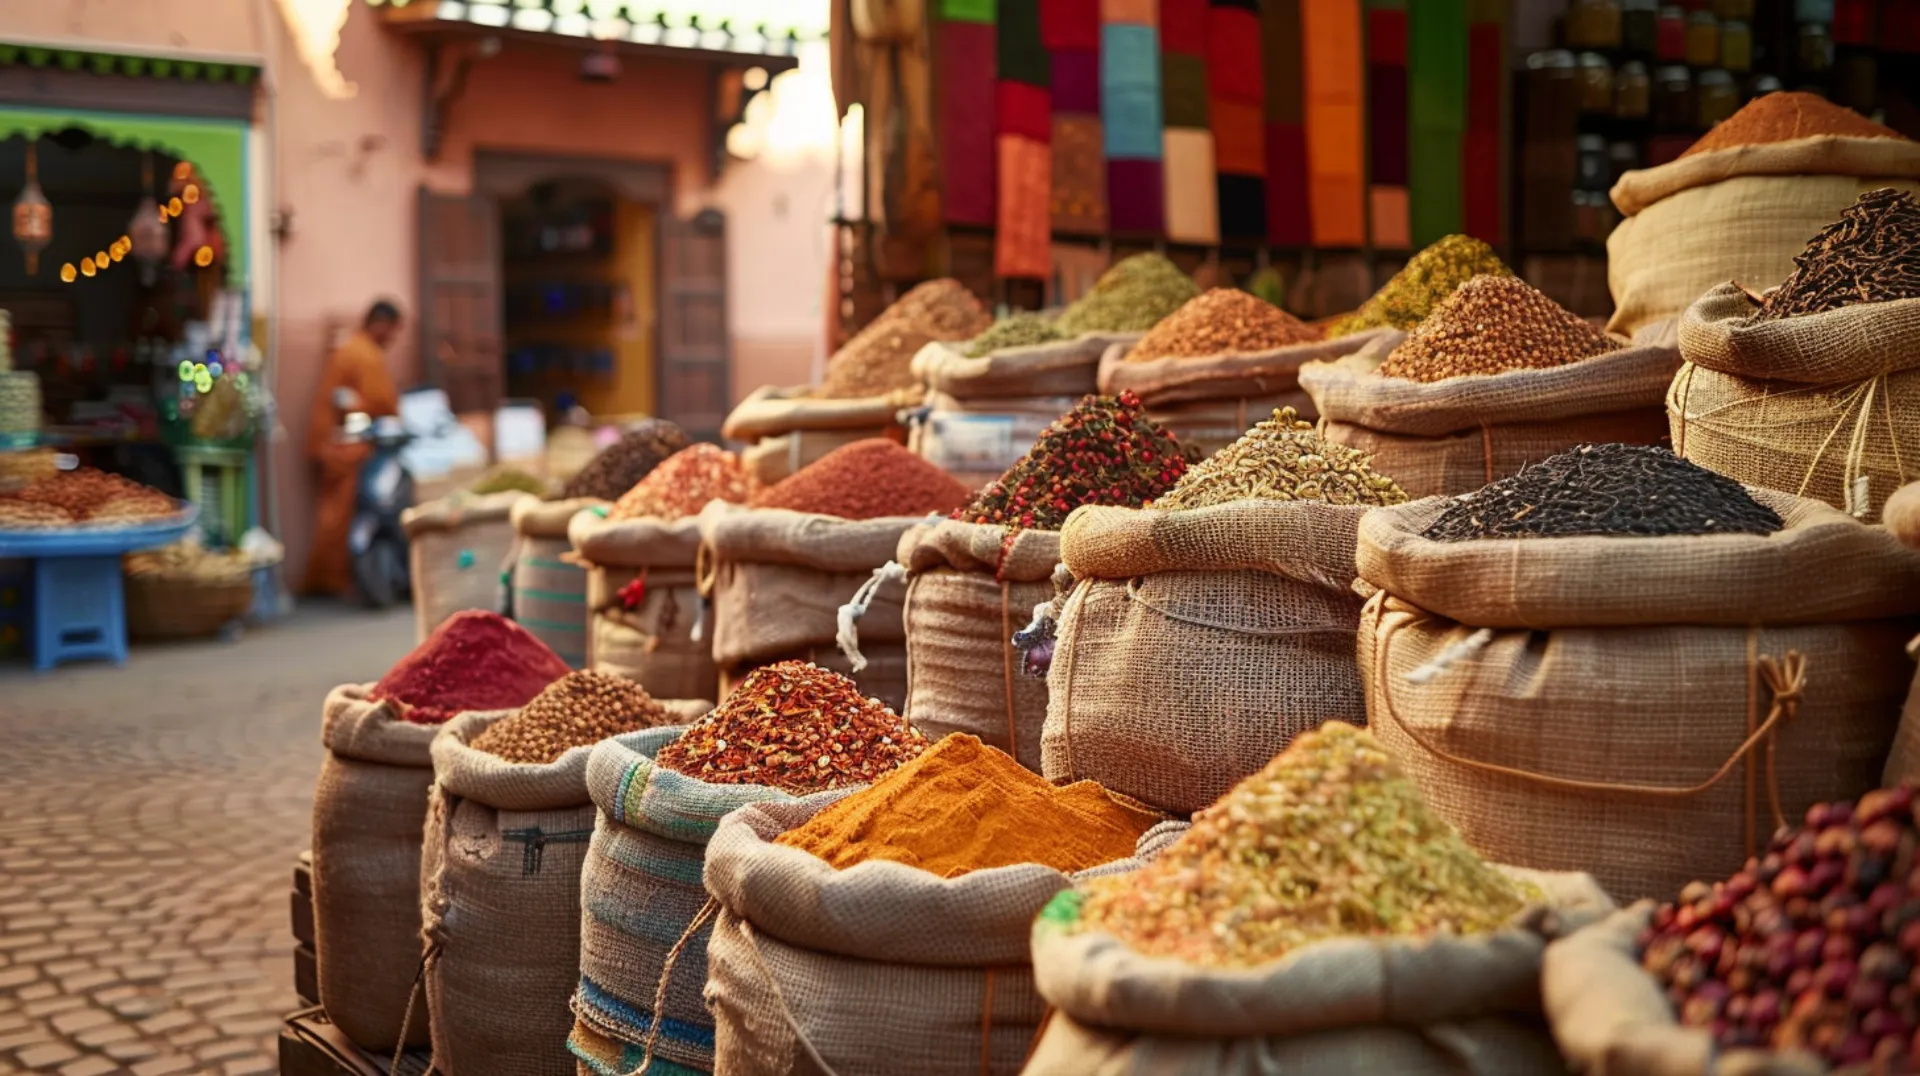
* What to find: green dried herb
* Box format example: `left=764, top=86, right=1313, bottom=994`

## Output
left=1056, top=253, right=1201, bottom=336
left=963, top=312, right=1067, bottom=357
left=1329, top=235, right=1514, bottom=338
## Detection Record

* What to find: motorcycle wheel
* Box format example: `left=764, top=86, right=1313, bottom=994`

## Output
left=352, top=539, right=404, bottom=610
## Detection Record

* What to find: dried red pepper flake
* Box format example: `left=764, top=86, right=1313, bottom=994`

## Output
left=751, top=439, right=972, bottom=521
left=609, top=443, right=751, bottom=522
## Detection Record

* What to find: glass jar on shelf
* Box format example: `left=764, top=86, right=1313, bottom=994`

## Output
left=1578, top=53, right=1616, bottom=113
left=1795, top=0, right=1835, bottom=21
left=1623, top=0, right=1658, bottom=55
left=1697, top=69, right=1739, bottom=127
left=1566, top=0, right=1625, bottom=49
left=1799, top=22, right=1833, bottom=73
left=1685, top=12, right=1720, bottom=67
left=1656, top=6, right=1688, bottom=61
left=1654, top=64, right=1695, bottom=131
left=1713, top=0, right=1753, bottom=16
left=1720, top=20, right=1751, bottom=71
left=1616, top=60, right=1652, bottom=118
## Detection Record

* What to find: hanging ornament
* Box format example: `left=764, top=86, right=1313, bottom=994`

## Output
left=11, top=142, right=52, bottom=275
left=130, top=155, right=168, bottom=286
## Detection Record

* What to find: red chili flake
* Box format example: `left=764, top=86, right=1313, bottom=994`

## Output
left=751, top=439, right=973, bottom=521
left=609, top=443, right=751, bottom=522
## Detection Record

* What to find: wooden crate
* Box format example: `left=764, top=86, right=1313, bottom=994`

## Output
left=279, top=1007, right=433, bottom=1076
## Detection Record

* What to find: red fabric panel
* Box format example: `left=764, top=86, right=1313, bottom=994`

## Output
left=1042, top=0, right=1102, bottom=50
left=996, top=134, right=1053, bottom=279
left=1369, top=7, right=1407, bottom=64
left=998, top=80, right=1055, bottom=142
left=1159, top=0, right=1208, bottom=54
left=941, top=22, right=999, bottom=225
left=1265, top=121, right=1310, bottom=246
left=1212, top=98, right=1266, bottom=175
left=1207, top=8, right=1264, bottom=104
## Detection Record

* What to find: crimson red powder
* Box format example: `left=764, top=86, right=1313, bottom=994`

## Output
left=369, top=611, right=571, bottom=725
left=750, top=439, right=973, bottom=521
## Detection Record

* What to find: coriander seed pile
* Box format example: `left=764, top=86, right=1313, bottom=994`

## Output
left=820, top=279, right=991, bottom=399
left=1152, top=407, right=1406, bottom=509
left=1127, top=288, right=1321, bottom=362
left=1375, top=275, right=1620, bottom=383
left=469, top=671, right=677, bottom=764
left=1328, top=235, right=1514, bottom=338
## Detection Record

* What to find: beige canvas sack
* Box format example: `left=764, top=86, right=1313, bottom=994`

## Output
left=722, top=386, right=908, bottom=486
left=510, top=497, right=603, bottom=668
left=403, top=490, right=531, bottom=642
left=570, top=509, right=716, bottom=700
left=914, top=335, right=1125, bottom=403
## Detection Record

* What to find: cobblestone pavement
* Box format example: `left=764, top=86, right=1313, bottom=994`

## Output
left=0, top=604, right=415, bottom=1075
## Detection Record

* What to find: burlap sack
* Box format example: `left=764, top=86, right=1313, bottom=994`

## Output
left=913, top=335, right=1131, bottom=402
left=1887, top=481, right=1920, bottom=551
left=569, top=727, right=805, bottom=1076
left=1357, top=491, right=1920, bottom=903
left=1672, top=284, right=1920, bottom=524
left=1606, top=135, right=1920, bottom=338
left=1043, top=501, right=1371, bottom=816
left=421, top=702, right=708, bottom=1076
left=722, top=386, right=909, bottom=486
left=571, top=510, right=715, bottom=700
left=896, top=521, right=1058, bottom=771
left=511, top=497, right=603, bottom=667
left=1097, top=331, right=1384, bottom=410
left=1298, top=323, right=1681, bottom=499
left=404, top=490, right=532, bottom=642
left=1542, top=904, right=1826, bottom=1076
left=312, top=683, right=437, bottom=1052
left=1023, top=866, right=1612, bottom=1076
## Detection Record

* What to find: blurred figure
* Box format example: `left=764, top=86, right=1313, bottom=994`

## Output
left=303, top=300, right=402, bottom=596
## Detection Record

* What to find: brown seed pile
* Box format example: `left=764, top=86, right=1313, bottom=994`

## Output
left=468, top=670, right=676, bottom=764
left=559, top=419, right=691, bottom=502
left=610, top=444, right=750, bottom=521
left=820, top=279, right=991, bottom=399
left=13, top=468, right=177, bottom=522
left=1128, top=288, right=1322, bottom=362
left=1329, top=235, right=1515, bottom=338
left=1760, top=188, right=1920, bottom=320
left=1152, top=408, right=1407, bottom=509
left=1376, top=275, right=1621, bottom=383
left=1682, top=91, right=1904, bottom=159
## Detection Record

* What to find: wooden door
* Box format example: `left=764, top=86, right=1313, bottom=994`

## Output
left=657, top=209, right=729, bottom=443
left=417, top=188, right=503, bottom=414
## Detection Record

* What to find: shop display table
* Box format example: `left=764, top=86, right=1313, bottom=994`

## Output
left=0, top=506, right=198, bottom=671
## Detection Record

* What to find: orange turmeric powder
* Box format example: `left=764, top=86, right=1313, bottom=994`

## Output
left=776, top=734, right=1161, bottom=878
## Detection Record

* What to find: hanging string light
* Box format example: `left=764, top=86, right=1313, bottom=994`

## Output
left=11, top=141, right=52, bottom=275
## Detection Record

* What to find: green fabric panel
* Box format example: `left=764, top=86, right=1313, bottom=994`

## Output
left=942, top=0, right=997, bottom=22
left=1407, top=0, right=1465, bottom=246
left=0, top=106, right=247, bottom=285
left=1162, top=52, right=1210, bottom=128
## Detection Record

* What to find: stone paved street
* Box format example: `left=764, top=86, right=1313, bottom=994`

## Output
left=0, top=606, right=416, bottom=1076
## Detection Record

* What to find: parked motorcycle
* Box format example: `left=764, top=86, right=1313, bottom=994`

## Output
left=335, top=388, right=415, bottom=608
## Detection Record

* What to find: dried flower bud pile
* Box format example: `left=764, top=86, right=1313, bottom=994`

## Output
left=963, top=312, right=1067, bottom=357
left=369, top=610, right=571, bottom=725
left=1423, top=443, right=1784, bottom=542
left=1375, top=275, right=1620, bottom=383
left=468, top=468, right=547, bottom=496
left=1152, top=407, right=1407, bottom=509
left=469, top=670, right=676, bottom=764
left=609, top=444, right=750, bottom=521
left=1329, top=235, right=1514, bottom=338
left=1055, top=253, right=1201, bottom=336
left=3, top=468, right=178, bottom=525
left=1639, top=785, right=1920, bottom=1069
left=559, top=419, right=690, bottom=502
left=750, top=439, right=972, bottom=520
left=1759, top=188, right=1920, bottom=321
left=1128, top=288, right=1322, bottom=362
left=1068, top=722, right=1530, bottom=968
left=653, top=661, right=927, bottom=794
left=953, top=392, right=1185, bottom=535
left=820, top=279, right=991, bottom=399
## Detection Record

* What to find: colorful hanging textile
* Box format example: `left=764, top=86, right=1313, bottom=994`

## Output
left=1260, top=0, right=1307, bottom=246
left=1100, top=0, right=1156, bottom=25
left=1367, top=0, right=1410, bottom=248
left=1042, top=0, right=1100, bottom=48
left=1408, top=0, right=1466, bottom=246
left=996, top=133, right=1053, bottom=278
left=1206, top=6, right=1262, bottom=104
left=1051, top=113, right=1107, bottom=234
left=1163, top=128, right=1219, bottom=243
left=1108, top=158, right=1164, bottom=233
left=1158, top=0, right=1208, bottom=53
left=1100, top=22, right=1163, bottom=160
left=940, top=20, right=999, bottom=225
left=1301, top=0, right=1365, bottom=247
left=998, top=79, right=1052, bottom=142
left=1463, top=8, right=1504, bottom=244
left=942, top=0, right=998, bottom=21
left=1051, top=49, right=1100, bottom=112
left=999, top=0, right=1050, bottom=84
left=1162, top=52, right=1210, bottom=128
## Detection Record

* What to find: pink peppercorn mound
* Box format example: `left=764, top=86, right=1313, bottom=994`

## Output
left=954, top=391, right=1186, bottom=534
left=750, top=439, right=973, bottom=521
left=369, top=611, right=572, bottom=725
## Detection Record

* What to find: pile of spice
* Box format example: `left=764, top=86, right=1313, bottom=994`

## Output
left=1328, top=235, right=1514, bottom=338
left=368, top=610, right=571, bottom=725
left=469, top=670, right=676, bottom=764
left=1423, top=444, right=1784, bottom=542
left=1682, top=91, right=1904, bottom=159
left=776, top=735, right=1161, bottom=879
left=653, top=661, right=927, bottom=794
left=469, top=468, right=547, bottom=496
left=558, top=418, right=690, bottom=501
left=963, top=312, right=1066, bottom=357
left=1758, top=187, right=1920, bottom=320
left=1056, top=254, right=1202, bottom=336
left=751, top=439, right=972, bottom=520
left=9, top=468, right=178, bottom=523
left=953, top=392, right=1185, bottom=534
left=1153, top=407, right=1407, bottom=510
left=1068, top=722, right=1530, bottom=968
left=1128, top=288, right=1321, bottom=362
left=1375, top=275, right=1620, bottom=383
left=819, top=279, right=991, bottom=399
left=1640, top=786, right=1920, bottom=1066
left=609, top=443, right=750, bottom=521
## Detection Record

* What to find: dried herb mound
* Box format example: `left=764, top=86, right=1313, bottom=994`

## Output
left=1154, top=407, right=1407, bottom=510
left=1682, top=91, right=1905, bottom=159
left=469, top=468, right=547, bottom=496
left=470, top=670, right=675, bottom=764
left=610, top=444, right=749, bottom=522
left=654, top=661, right=927, bottom=794
left=371, top=611, right=571, bottom=725
left=1640, top=786, right=1920, bottom=1067
left=751, top=439, right=972, bottom=520
left=953, top=392, right=1186, bottom=533
left=963, top=313, right=1067, bottom=358
left=1423, top=444, right=1784, bottom=542
left=1056, top=253, right=1201, bottom=336
left=1759, top=188, right=1920, bottom=320
left=820, top=279, right=991, bottom=399
left=559, top=419, right=691, bottom=502
left=1073, top=721, right=1530, bottom=968
left=1329, top=235, right=1515, bottom=338
left=1128, top=288, right=1322, bottom=362
left=1377, top=275, right=1621, bottom=383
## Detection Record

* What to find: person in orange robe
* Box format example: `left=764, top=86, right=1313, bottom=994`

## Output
left=302, top=300, right=402, bottom=597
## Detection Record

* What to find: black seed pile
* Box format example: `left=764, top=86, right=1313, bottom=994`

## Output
left=1422, top=444, right=1785, bottom=541
left=558, top=418, right=690, bottom=501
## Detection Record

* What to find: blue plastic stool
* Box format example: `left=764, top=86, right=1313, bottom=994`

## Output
left=30, top=554, right=128, bottom=671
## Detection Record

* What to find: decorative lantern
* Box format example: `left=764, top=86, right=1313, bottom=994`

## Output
left=11, top=142, right=51, bottom=275
left=129, top=154, right=168, bottom=285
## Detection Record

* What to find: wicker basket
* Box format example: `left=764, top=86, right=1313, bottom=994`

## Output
left=125, top=570, right=255, bottom=640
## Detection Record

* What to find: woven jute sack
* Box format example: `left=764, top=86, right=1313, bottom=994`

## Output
left=312, top=683, right=437, bottom=1052
left=1043, top=501, right=1371, bottom=816
left=404, top=490, right=533, bottom=642
left=1023, top=866, right=1613, bottom=1076
left=1605, top=135, right=1920, bottom=338
left=1096, top=330, right=1387, bottom=440
left=1356, top=491, right=1920, bottom=903
left=1542, top=903, right=1827, bottom=1076
left=896, top=521, right=1059, bottom=771
left=722, top=386, right=908, bottom=486
left=913, top=335, right=1130, bottom=403
left=421, top=702, right=708, bottom=1076
left=512, top=497, right=603, bottom=668
left=1298, top=323, right=1681, bottom=499
left=571, top=510, right=716, bottom=701
left=1672, top=285, right=1920, bottom=524
left=569, top=727, right=806, bottom=1076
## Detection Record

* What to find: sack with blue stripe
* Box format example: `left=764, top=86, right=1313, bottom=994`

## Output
left=510, top=497, right=601, bottom=668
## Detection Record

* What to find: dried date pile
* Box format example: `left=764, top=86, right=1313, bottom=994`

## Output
left=1127, top=288, right=1321, bottom=362
left=469, top=670, right=676, bottom=764
left=1423, top=443, right=1784, bottom=542
left=1153, top=407, right=1406, bottom=509
left=820, top=279, right=991, bottom=399
left=1759, top=188, right=1920, bottom=320
left=953, top=392, right=1185, bottom=534
left=559, top=418, right=690, bottom=502
left=609, top=444, right=749, bottom=522
left=1376, top=275, right=1620, bottom=383
left=1329, top=234, right=1514, bottom=338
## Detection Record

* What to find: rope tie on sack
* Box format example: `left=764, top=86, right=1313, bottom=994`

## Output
left=692, top=544, right=719, bottom=646
left=736, top=919, right=846, bottom=1076
left=632, top=896, right=720, bottom=1076
left=388, top=942, right=442, bottom=1076
left=999, top=582, right=1019, bottom=761
left=836, top=561, right=907, bottom=673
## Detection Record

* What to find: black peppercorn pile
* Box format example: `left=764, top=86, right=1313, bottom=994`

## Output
left=469, top=670, right=675, bottom=764
left=1422, top=444, right=1783, bottom=541
left=559, top=418, right=690, bottom=501
left=1760, top=187, right=1920, bottom=321
left=953, top=391, right=1186, bottom=535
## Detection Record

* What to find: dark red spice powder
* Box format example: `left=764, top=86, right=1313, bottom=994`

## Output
left=750, top=439, right=973, bottom=520
left=369, top=611, right=572, bottom=725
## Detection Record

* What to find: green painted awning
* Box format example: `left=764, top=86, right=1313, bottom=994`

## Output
left=0, top=106, right=247, bottom=285
left=0, top=44, right=260, bottom=83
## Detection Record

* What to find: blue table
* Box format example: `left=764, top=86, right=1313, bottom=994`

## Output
left=0, top=506, right=199, bottom=671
